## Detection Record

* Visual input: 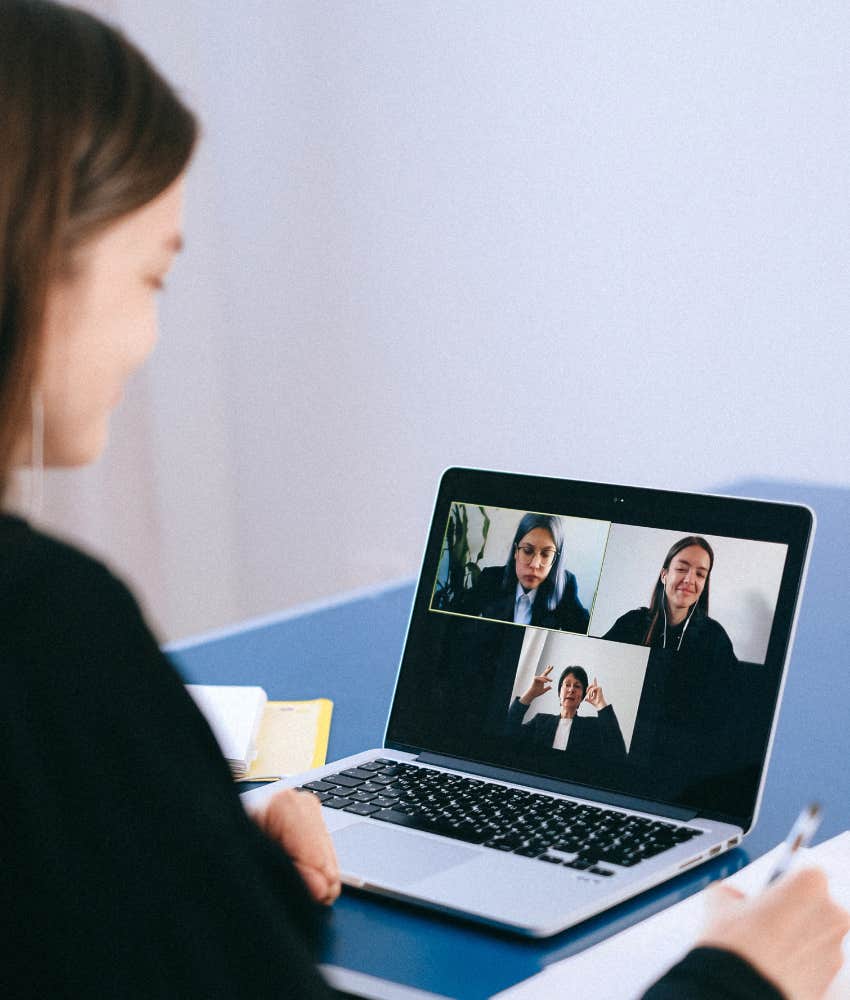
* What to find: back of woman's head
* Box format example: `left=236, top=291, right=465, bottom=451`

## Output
left=0, top=0, right=197, bottom=489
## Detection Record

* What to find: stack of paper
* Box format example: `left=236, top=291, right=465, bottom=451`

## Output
left=186, top=684, right=268, bottom=778
left=239, top=698, right=333, bottom=782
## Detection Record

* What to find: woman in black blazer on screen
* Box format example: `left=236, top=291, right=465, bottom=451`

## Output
left=455, top=512, right=590, bottom=632
left=506, top=665, right=626, bottom=765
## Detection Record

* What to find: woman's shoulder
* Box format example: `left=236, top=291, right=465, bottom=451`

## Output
left=1, top=513, right=134, bottom=603
left=0, top=515, right=197, bottom=759
left=470, top=564, right=506, bottom=595
left=690, top=610, right=736, bottom=651
left=613, top=607, right=652, bottom=626
left=0, top=513, right=153, bottom=663
left=602, top=607, right=652, bottom=643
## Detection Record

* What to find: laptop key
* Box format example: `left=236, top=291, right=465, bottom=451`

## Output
left=302, top=780, right=335, bottom=792
left=551, top=840, right=583, bottom=854
left=344, top=802, right=381, bottom=816
left=514, top=845, right=547, bottom=858
left=341, top=768, right=378, bottom=780
left=302, top=788, right=334, bottom=803
left=323, top=796, right=354, bottom=809
left=361, top=781, right=389, bottom=793
left=327, top=774, right=364, bottom=788
left=371, top=795, right=400, bottom=808
left=349, top=790, right=378, bottom=802
left=371, top=809, right=426, bottom=828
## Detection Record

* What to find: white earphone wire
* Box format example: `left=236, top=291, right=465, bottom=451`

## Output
left=29, top=388, right=44, bottom=518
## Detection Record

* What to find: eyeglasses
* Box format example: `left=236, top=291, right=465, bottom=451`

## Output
left=515, top=543, right=558, bottom=567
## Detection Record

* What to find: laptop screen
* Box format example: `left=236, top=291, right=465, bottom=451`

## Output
left=386, top=468, right=813, bottom=829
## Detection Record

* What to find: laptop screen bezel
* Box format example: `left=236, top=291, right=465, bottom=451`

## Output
left=384, top=467, right=813, bottom=831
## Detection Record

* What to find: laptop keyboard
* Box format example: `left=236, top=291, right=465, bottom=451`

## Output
left=302, top=759, right=704, bottom=874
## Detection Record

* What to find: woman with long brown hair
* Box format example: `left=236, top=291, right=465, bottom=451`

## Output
left=1, top=4, right=845, bottom=998
left=604, top=536, right=737, bottom=666
left=1, top=3, right=338, bottom=996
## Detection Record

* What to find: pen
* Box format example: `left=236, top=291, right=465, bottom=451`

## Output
left=765, top=802, right=822, bottom=886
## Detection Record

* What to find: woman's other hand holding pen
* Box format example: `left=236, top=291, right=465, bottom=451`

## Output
left=697, top=867, right=850, bottom=1000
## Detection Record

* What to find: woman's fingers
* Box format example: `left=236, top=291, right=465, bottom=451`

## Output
left=254, top=788, right=341, bottom=906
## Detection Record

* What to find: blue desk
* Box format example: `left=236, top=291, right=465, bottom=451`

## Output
left=169, top=482, right=850, bottom=999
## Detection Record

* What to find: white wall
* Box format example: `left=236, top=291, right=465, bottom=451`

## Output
left=37, top=2, right=850, bottom=641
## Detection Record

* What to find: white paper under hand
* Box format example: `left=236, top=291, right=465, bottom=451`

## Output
left=495, top=832, right=850, bottom=1000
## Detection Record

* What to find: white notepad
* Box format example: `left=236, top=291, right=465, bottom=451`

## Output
left=186, top=684, right=267, bottom=778
left=495, top=831, right=850, bottom=999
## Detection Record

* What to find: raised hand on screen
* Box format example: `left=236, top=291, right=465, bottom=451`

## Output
left=585, top=676, right=608, bottom=710
left=520, top=664, right=554, bottom=705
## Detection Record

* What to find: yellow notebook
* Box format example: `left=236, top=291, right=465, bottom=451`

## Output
left=237, top=698, right=333, bottom=782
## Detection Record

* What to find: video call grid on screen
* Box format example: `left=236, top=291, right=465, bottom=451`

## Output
left=430, top=500, right=788, bottom=664
left=387, top=472, right=812, bottom=825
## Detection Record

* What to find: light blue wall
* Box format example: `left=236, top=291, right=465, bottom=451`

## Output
left=90, top=1, right=850, bottom=637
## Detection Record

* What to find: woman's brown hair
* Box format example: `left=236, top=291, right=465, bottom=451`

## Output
left=0, top=0, right=198, bottom=494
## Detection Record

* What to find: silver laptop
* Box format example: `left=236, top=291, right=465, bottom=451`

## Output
left=244, top=468, right=813, bottom=937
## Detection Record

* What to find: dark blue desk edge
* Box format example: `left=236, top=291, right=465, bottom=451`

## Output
left=165, top=575, right=416, bottom=654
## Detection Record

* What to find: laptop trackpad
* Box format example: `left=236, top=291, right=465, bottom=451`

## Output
left=334, top=823, right=478, bottom=886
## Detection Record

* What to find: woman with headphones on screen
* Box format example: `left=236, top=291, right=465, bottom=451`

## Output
left=0, top=3, right=846, bottom=997
left=604, top=535, right=737, bottom=666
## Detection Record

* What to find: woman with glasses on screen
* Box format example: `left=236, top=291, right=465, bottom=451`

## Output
left=1, top=4, right=846, bottom=998
left=454, top=512, right=590, bottom=633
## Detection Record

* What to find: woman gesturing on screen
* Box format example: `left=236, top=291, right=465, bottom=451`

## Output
left=506, top=665, right=626, bottom=763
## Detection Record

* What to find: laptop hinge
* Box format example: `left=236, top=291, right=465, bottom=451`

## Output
left=415, top=752, right=698, bottom=822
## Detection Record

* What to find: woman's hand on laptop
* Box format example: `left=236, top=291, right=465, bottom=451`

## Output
left=254, top=788, right=342, bottom=905
left=696, top=867, right=850, bottom=1000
